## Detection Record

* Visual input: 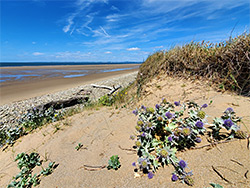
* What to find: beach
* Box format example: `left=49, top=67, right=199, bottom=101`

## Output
left=0, top=73, right=249, bottom=187
left=0, top=64, right=140, bottom=105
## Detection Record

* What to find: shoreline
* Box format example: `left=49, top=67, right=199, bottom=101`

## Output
left=0, top=64, right=140, bottom=105
left=0, top=71, right=138, bottom=129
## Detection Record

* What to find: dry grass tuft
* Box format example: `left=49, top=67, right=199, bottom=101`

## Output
left=136, top=33, right=250, bottom=96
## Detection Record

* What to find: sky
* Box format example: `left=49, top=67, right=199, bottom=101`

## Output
left=0, top=0, right=249, bottom=62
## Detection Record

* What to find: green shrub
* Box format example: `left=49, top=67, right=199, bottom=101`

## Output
left=8, top=152, right=56, bottom=188
left=98, top=95, right=114, bottom=106
left=107, top=155, right=121, bottom=170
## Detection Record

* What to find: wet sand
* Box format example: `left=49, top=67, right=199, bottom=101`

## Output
left=0, top=64, right=140, bottom=105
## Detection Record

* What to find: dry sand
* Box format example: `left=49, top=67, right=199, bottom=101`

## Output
left=0, top=64, right=139, bottom=105
left=0, top=74, right=250, bottom=188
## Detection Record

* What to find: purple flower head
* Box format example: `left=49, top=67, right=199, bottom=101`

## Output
left=225, top=107, right=234, bottom=113
left=174, top=101, right=180, bottom=106
left=132, top=110, right=138, bottom=115
left=132, top=162, right=136, bottom=167
left=168, top=136, right=173, bottom=142
left=201, top=103, right=208, bottom=109
left=195, top=121, right=204, bottom=129
left=141, top=105, right=147, bottom=110
left=141, top=132, right=146, bottom=137
left=155, top=104, right=160, bottom=109
left=195, top=137, right=202, bottom=143
left=224, top=119, right=233, bottom=129
left=172, top=174, right=178, bottom=181
left=148, top=172, right=154, bottom=179
left=179, top=160, right=187, bottom=169
left=165, top=112, right=174, bottom=119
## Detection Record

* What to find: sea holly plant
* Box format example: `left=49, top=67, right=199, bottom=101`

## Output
left=131, top=99, right=246, bottom=186
left=107, top=155, right=121, bottom=170
left=209, top=107, right=246, bottom=140
left=8, top=152, right=56, bottom=188
left=0, top=107, right=63, bottom=148
left=19, top=106, right=63, bottom=131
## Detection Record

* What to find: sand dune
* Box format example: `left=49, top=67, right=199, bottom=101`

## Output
left=0, top=75, right=249, bottom=187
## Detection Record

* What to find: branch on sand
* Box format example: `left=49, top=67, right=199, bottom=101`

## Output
left=91, top=84, right=121, bottom=95
left=118, top=145, right=136, bottom=153
left=212, top=165, right=232, bottom=184
left=79, top=165, right=106, bottom=171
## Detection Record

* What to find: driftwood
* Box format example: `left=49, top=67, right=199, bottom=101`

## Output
left=212, top=165, right=232, bottom=184
left=78, top=165, right=106, bottom=171
left=75, top=89, right=92, bottom=96
left=35, top=96, right=89, bottom=111
left=91, top=84, right=121, bottom=95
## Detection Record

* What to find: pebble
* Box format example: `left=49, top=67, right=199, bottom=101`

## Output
left=0, top=72, right=138, bottom=130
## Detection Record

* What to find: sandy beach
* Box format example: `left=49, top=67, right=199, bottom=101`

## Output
left=0, top=73, right=249, bottom=187
left=0, top=64, right=140, bottom=105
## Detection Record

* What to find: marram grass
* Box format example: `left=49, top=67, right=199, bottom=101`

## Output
left=137, top=33, right=250, bottom=96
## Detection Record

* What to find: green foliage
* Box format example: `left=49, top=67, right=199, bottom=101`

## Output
left=5, top=127, right=24, bottom=145
left=8, top=152, right=56, bottom=188
left=131, top=100, right=246, bottom=186
left=98, top=95, right=114, bottom=106
left=0, top=106, right=64, bottom=147
left=75, top=143, right=83, bottom=151
left=19, top=107, right=63, bottom=131
left=107, top=155, right=121, bottom=170
left=209, top=108, right=242, bottom=140
left=40, top=162, right=55, bottom=176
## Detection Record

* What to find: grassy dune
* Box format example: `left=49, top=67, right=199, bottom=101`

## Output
left=137, top=33, right=250, bottom=96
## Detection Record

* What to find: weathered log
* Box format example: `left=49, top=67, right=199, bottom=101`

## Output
left=35, top=96, right=89, bottom=111
left=91, top=84, right=121, bottom=95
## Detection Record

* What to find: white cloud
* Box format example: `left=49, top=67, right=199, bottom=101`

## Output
left=154, top=46, right=164, bottom=48
left=32, top=42, right=36, bottom=44
left=111, top=5, right=120, bottom=11
left=100, top=26, right=110, bottom=37
left=105, top=51, right=112, bottom=54
left=126, top=47, right=140, bottom=51
left=63, top=0, right=109, bottom=34
left=33, top=52, right=44, bottom=56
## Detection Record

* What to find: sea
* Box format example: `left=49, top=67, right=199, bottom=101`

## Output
left=0, top=62, right=141, bottom=83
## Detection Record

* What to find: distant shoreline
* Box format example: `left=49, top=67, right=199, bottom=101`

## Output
left=0, top=62, right=142, bottom=67
left=0, top=64, right=139, bottom=105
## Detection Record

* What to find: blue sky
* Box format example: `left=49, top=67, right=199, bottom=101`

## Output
left=0, top=0, right=249, bottom=62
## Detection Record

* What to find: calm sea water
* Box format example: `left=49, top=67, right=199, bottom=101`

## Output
left=0, top=62, right=141, bottom=83
left=0, top=62, right=140, bottom=67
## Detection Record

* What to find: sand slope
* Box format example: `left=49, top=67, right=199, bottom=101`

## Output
left=0, top=75, right=250, bottom=188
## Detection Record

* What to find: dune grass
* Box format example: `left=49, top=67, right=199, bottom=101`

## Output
left=136, top=33, right=250, bottom=96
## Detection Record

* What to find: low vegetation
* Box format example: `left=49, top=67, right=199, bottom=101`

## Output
left=107, top=155, right=121, bottom=170
left=137, top=33, right=250, bottom=96
left=131, top=100, right=247, bottom=186
left=0, top=107, right=63, bottom=147
left=8, top=152, right=56, bottom=187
